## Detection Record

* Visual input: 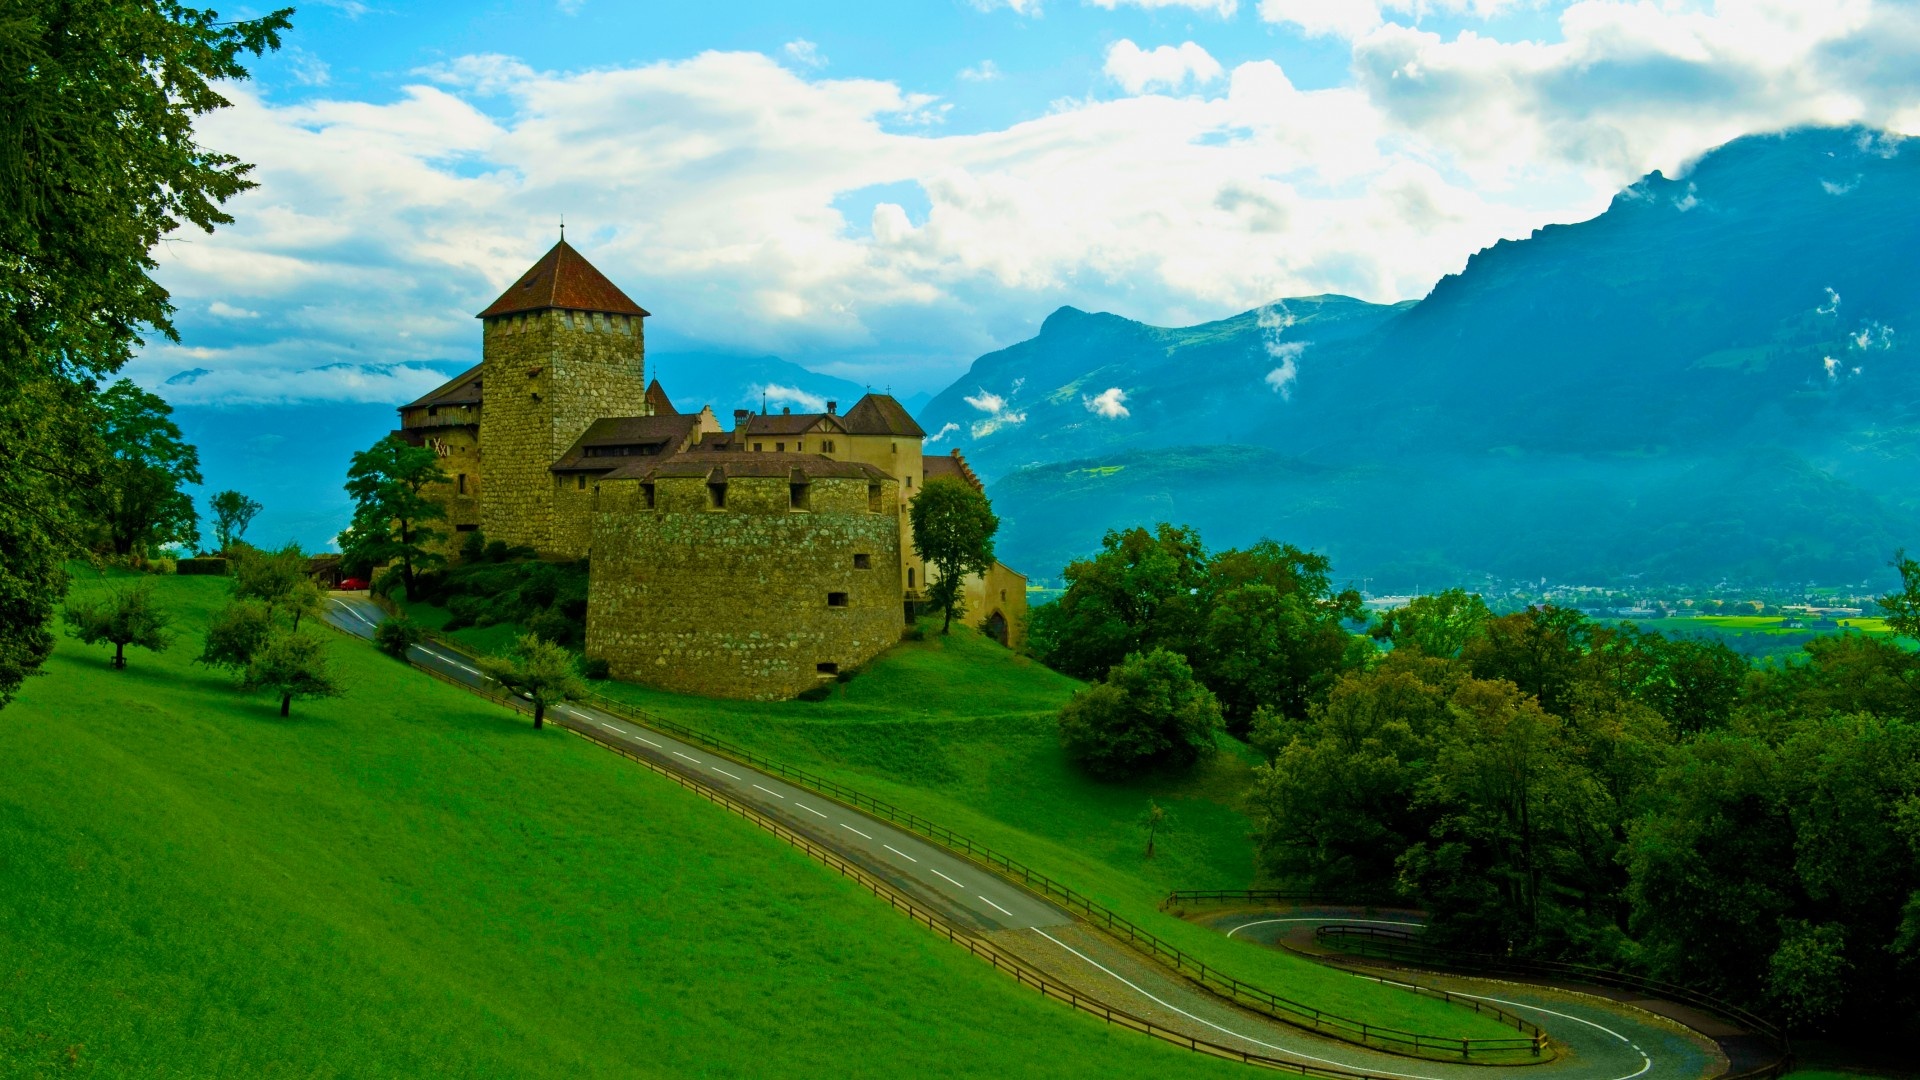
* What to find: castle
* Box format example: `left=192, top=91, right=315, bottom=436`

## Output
left=395, top=240, right=1027, bottom=699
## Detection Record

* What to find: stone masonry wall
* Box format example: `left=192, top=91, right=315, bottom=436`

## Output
left=479, top=309, right=646, bottom=553
left=586, top=475, right=903, bottom=700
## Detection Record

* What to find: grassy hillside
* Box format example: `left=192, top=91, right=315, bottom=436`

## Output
left=1, top=570, right=1259, bottom=1079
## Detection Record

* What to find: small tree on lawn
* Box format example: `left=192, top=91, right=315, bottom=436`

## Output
left=243, top=628, right=342, bottom=717
left=908, top=476, right=999, bottom=634
left=63, top=580, right=172, bottom=669
left=209, top=491, right=262, bottom=553
left=1058, top=648, right=1222, bottom=780
left=478, top=633, right=585, bottom=730
left=342, top=435, right=448, bottom=597
left=198, top=599, right=273, bottom=671
left=374, top=614, right=423, bottom=660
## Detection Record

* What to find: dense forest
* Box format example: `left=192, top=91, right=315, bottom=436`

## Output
left=1032, top=525, right=1920, bottom=1033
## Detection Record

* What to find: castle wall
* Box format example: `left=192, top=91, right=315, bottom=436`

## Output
left=550, top=472, right=603, bottom=560
left=843, top=433, right=925, bottom=596
left=586, top=475, right=903, bottom=700
left=479, top=309, right=646, bottom=554
left=962, top=560, right=1029, bottom=648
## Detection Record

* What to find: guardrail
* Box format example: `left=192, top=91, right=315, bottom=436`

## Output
left=1162, top=890, right=1393, bottom=910
left=348, top=611, right=1548, bottom=1063
left=1313, top=925, right=1790, bottom=1076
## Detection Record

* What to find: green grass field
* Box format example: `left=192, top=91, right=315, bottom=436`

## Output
left=433, top=600, right=1523, bottom=1039
left=1677, top=614, right=1896, bottom=636
left=3, top=570, right=1268, bottom=1078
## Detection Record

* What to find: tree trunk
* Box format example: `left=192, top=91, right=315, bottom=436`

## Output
left=533, top=702, right=544, bottom=729
left=114, top=641, right=126, bottom=668
left=942, top=602, right=954, bottom=635
left=280, top=693, right=291, bottom=717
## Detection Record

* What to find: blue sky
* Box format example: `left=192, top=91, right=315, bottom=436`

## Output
left=137, top=0, right=1920, bottom=407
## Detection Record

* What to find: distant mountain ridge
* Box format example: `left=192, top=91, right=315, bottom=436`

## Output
left=926, top=127, right=1920, bottom=587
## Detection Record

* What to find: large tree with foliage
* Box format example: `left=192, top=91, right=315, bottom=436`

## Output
left=61, top=578, right=172, bottom=669
left=81, top=379, right=202, bottom=555
left=0, top=2, right=290, bottom=704
left=478, top=633, right=585, bottom=730
left=342, top=435, right=449, bottom=597
left=209, top=490, right=261, bottom=552
left=1029, top=523, right=1211, bottom=679
left=242, top=628, right=341, bottom=718
left=1197, top=541, right=1364, bottom=729
left=908, top=476, right=999, bottom=634
left=1058, top=647, right=1221, bottom=780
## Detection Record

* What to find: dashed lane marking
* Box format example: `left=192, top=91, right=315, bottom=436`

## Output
left=795, top=803, right=829, bottom=819
left=841, top=823, right=873, bottom=840
left=929, top=868, right=965, bottom=888
left=711, top=767, right=743, bottom=780
left=884, top=844, right=918, bottom=862
left=671, top=751, right=701, bottom=764
left=979, top=895, right=1016, bottom=918
left=752, top=784, right=785, bottom=799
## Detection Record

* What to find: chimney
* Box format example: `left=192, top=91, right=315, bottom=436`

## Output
left=783, top=406, right=791, bottom=415
left=827, top=400, right=837, bottom=415
left=733, top=408, right=750, bottom=431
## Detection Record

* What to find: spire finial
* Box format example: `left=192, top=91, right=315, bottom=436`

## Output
left=559, top=213, right=565, bottom=242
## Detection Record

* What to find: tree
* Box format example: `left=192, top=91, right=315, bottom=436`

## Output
left=908, top=476, right=999, bottom=634
left=79, top=379, right=201, bottom=556
left=374, top=614, right=424, bottom=660
left=209, top=490, right=262, bottom=552
left=478, top=634, right=586, bottom=730
left=1058, top=648, right=1222, bottom=780
left=61, top=579, right=171, bottom=669
left=242, top=628, right=341, bottom=717
left=1030, top=524, right=1211, bottom=679
left=233, top=542, right=322, bottom=626
left=1879, top=549, right=1920, bottom=641
left=1141, top=799, right=1169, bottom=859
left=0, top=3, right=288, bottom=703
left=342, top=435, right=449, bottom=597
left=1370, top=589, right=1492, bottom=658
left=198, top=599, right=272, bottom=671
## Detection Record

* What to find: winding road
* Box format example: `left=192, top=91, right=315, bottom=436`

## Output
left=323, top=595, right=1730, bottom=1079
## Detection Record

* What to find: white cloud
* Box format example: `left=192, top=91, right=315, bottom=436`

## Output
left=1104, top=40, right=1225, bottom=94
left=144, top=5, right=1920, bottom=403
left=1091, top=0, right=1238, bottom=15
left=1083, top=387, right=1131, bottom=418
left=783, top=39, right=828, bottom=70
left=926, top=421, right=961, bottom=443
left=208, top=301, right=259, bottom=319
left=557, top=0, right=586, bottom=13
left=754, top=383, right=830, bottom=411
left=971, top=0, right=1042, bottom=13
left=1264, top=341, right=1305, bottom=398
left=965, top=389, right=1007, bottom=412
left=959, top=60, right=1002, bottom=83
left=1258, top=0, right=1382, bottom=39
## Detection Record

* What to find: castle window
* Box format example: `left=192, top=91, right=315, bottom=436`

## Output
left=867, top=483, right=883, bottom=513
left=642, top=482, right=656, bottom=509
left=854, top=554, right=871, bottom=570
left=816, top=662, right=839, bottom=675
left=908, top=568, right=915, bottom=588
left=776, top=442, right=785, bottom=453
left=827, top=592, right=849, bottom=608
left=905, top=475, right=912, bottom=488
left=1001, top=589, right=1008, bottom=602
left=457, top=473, right=467, bottom=494
left=753, top=443, right=763, bottom=452
left=708, top=481, right=727, bottom=509
left=789, top=482, right=810, bottom=511
left=577, top=474, right=586, bottom=491
left=428, top=406, right=439, bottom=417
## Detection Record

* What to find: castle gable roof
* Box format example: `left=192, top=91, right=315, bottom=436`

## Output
left=477, top=239, right=651, bottom=319
left=644, top=380, right=677, bottom=415
left=400, top=363, right=484, bottom=411
left=604, top=451, right=891, bottom=483
left=922, top=448, right=984, bottom=493
left=551, top=414, right=702, bottom=472
left=842, top=394, right=925, bottom=437
left=740, top=411, right=845, bottom=437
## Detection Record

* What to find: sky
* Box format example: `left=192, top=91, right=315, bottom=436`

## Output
left=131, top=0, right=1920, bottom=406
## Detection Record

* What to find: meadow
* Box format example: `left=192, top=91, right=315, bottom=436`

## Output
left=2, top=569, right=1270, bottom=1078
left=408, top=592, right=1523, bottom=1038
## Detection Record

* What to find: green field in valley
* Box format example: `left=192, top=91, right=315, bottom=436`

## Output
left=2, top=570, right=1276, bottom=1078
left=408, top=592, right=1525, bottom=1040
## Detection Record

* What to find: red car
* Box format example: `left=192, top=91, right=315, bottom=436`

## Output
left=338, top=577, right=370, bottom=591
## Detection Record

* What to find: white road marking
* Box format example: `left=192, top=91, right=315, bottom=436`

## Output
left=979, top=895, right=1016, bottom=918
left=883, top=844, right=918, bottom=862
left=841, top=823, right=873, bottom=840
left=929, top=868, right=966, bottom=888
left=795, top=803, right=829, bottom=819
left=1227, top=917, right=1426, bottom=938
left=711, top=767, right=743, bottom=780
left=600, top=723, right=623, bottom=733
left=1384, top=981, right=1653, bottom=1080
left=632, top=735, right=662, bottom=748
left=1031, top=928, right=1453, bottom=1080
left=671, top=751, right=701, bottom=763
left=752, top=784, right=786, bottom=799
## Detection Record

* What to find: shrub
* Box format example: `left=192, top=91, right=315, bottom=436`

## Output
left=374, top=616, right=424, bottom=660
left=459, top=529, right=487, bottom=564
left=526, top=608, right=579, bottom=648
left=483, top=540, right=510, bottom=563
left=582, top=657, right=611, bottom=680
left=1058, top=648, right=1222, bottom=780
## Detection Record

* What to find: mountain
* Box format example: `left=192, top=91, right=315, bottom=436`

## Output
left=649, top=351, right=895, bottom=417
left=932, top=127, right=1920, bottom=587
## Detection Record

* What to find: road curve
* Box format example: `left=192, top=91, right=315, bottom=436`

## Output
left=322, top=595, right=1720, bottom=1079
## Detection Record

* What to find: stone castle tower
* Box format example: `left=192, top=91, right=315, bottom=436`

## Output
left=475, top=239, right=651, bottom=551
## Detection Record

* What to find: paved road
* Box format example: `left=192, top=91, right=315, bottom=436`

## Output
left=322, top=595, right=1723, bottom=1080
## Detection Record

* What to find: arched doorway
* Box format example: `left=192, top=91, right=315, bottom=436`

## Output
left=983, top=609, right=1009, bottom=646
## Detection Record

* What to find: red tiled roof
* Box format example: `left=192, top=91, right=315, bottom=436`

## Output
left=923, top=448, right=983, bottom=493
left=550, top=415, right=704, bottom=472
left=740, top=412, right=845, bottom=437
left=645, top=380, right=677, bottom=416
left=476, top=239, right=651, bottom=319
left=399, top=363, right=484, bottom=411
left=842, top=394, right=925, bottom=437
left=603, top=452, right=891, bottom=483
